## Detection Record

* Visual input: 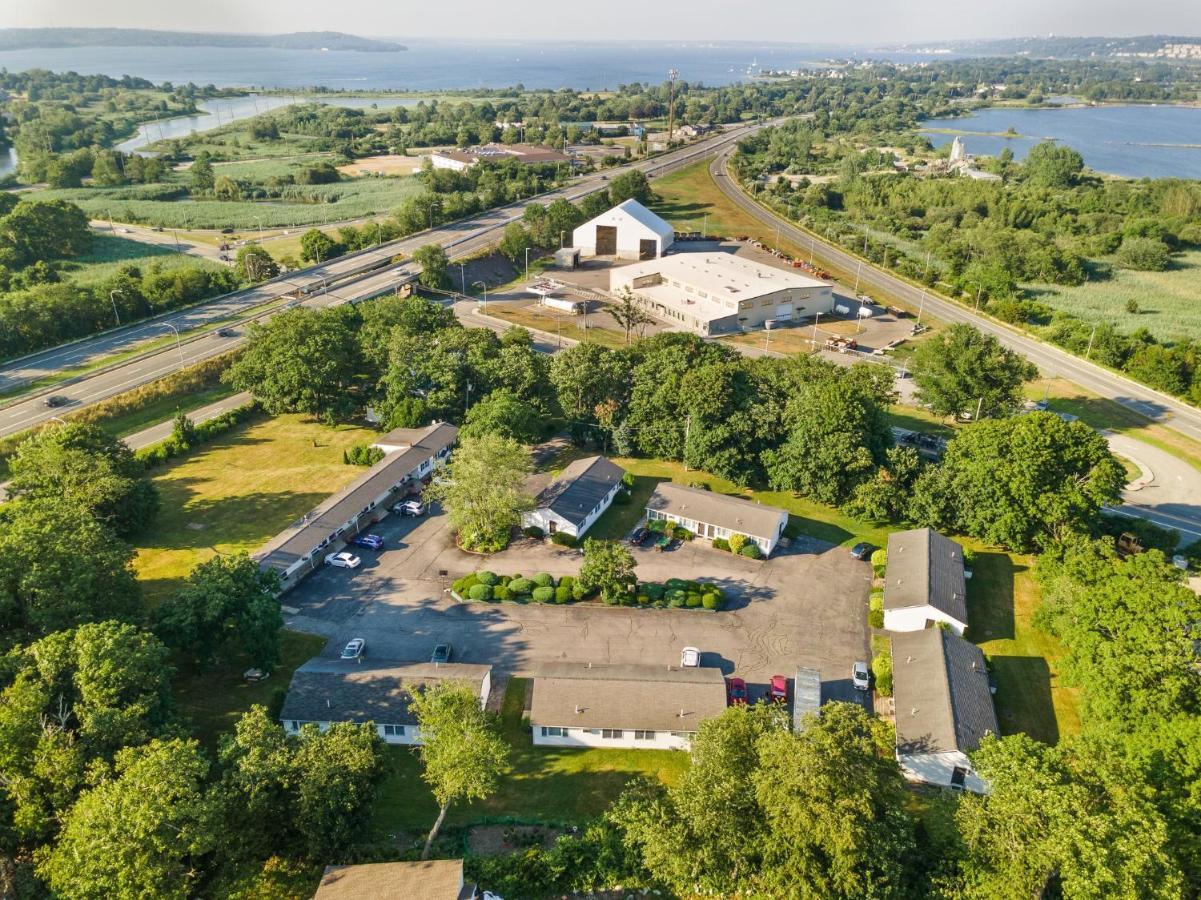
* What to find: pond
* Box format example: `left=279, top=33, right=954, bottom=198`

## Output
left=920, top=104, right=1201, bottom=179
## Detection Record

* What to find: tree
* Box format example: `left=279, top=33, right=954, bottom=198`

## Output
left=608, top=170, right=653, bottom=205
left=225, top=307, right=361, bottom=423
left=409, top=682, right=508, bottom=859
left=156, top=553, right=283, bottom=672
left=578, top=538, right=637, bottom=604
left=1115, top=236, right=1172, bottom=271
left=7, top=421, right=159, bottom=537
left=189, top=155, right=215, bottom=192
left=425, top=434, right=533, bottom=552
left=1023, top=141, right=1084, bottom=188
left=413, top=242, right=450, bottom=289
left=357, top=294, right=459, bottom=375
left=498, top=221, right=535, bottom=263
left=235, top=243, right=280, bottom=282
left=910, top=412, right=1124, bottom=550
left=0, top=498, right=141, bottom=642
left=910, top=323, right=1037, bottom=421
left=549, top=343, right=623, bottom=420
left=460, top=389, right=543, bottom=444
left=604, top=291, right=655, bottom=344
left=298, top=229, right=339, bottom=264
left=38, top=739, right=223, bottom=900
left=0, top=200, right=91, bottom=267
left=842, top=445, right=923, bottom=523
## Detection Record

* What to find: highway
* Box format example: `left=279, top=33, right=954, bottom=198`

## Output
left=708, top=150, right=1201, bottom=446
left=0, top=122, right=767, bottom=439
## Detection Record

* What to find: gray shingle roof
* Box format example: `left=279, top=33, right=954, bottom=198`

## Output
left=884, top=528, right=968, bottom=625
left=278, top=658, right=490, bottom=726
left=645, top=482, right=789, bottom=542
left=891, top=628, right=998, bottom=755
left=531, top=662, right=728, bottom=732
left=535, top=455, right=625, bottom=527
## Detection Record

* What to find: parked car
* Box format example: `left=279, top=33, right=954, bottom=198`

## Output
left=243, top=668, right=268, bottom=682
left=849, top=542, right=875, bottom=561
left=340, top=638, right=366, bottom=660
left=768, top=674, right=788, bottom=703
left=324, top=552, right=361, bottom=569
left=726, top=677, right=748, bottom=705
left=680, top=646, right=701, bottom=668
left=431, top=642, right=452, bottom=664
left=628, top=526, right=649, bottom=546
left=393, top=499, right=426, bottom=517
left=852, top=661, right=871, bottom=692
left=43, top=395, right=70, bottom=408
left=351, top=534, right=384, bottom=550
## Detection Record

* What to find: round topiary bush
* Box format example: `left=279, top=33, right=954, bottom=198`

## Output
left=493, top=585, right=511, bottom=602
left=476, top=571, right=498, bottom=586
left=644, top=582, right=665, bottom=601
left=739, top=543, right=762, bottom=559
left=508, top=577, right=532, bottom=595
left=468, top=583, right=492, bottom=601
left=636, top=593, right=650, bottom=605
left=531, top=572, right=554, bottom=588
left=685, top=592, right=702, bottom=608
left=665, top=578, right=687, bottom=592
left=531, top=586, right=555, bottom=603
left=558, top=575, right=574, bottom=592
left=554, top=586, right=571, bottom=603
left=667, top=593, right=686, bottom=608
left=451, top=577, right=467, bottom=594
left=701, top=592, right=721, bottom=610
left=868, top=607, right=884, bottom=629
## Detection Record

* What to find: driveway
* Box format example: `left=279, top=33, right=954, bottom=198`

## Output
left=283, top=507, right=872, bottom=708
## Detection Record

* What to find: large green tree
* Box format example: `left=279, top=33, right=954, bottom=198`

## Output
left=608, top=170, right=653, bottom=205
left=549, top=342, right=624, bottom=421
left=298, top=228, right=340, bottom=264
left=578, top=538, right=637, bottom=604
left=1022, top=141, right=1085, bottom=189
left=910, top=411, right=1124, bottom=549
left=409, top=682, right=508, bottom=859
left=460, top=389, right=543, bottom=444
left=910, top=323, right=1037, bottom=421
left=413, top=242, right=450, bottom=289
left=426, top=434, right=533, bottom=551
left=225, top=307, right=360, bottom=423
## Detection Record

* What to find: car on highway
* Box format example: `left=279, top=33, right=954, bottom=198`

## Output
left=42, top=395, right=70, bottom=408
left=852, top=661, right=871, bottom=692
left=393, top=499, right=426, bottom=517
left=340, top=638, right=366, bottom=660
left=216, top=328, right=236, bottom=338
left=849, top=542, right=875, bottom=560
left=350, top=533, right=384, bottom=551
left=680, top=646, right=701, bottom=668
left=726, top=677, right=748, bottom=705
left=431, top=642, right=452, bottom=664
left=768, top=674, right=788, bottom=703
left=324, top=551, right=361, bottom=569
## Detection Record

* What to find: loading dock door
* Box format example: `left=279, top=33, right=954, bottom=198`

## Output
left=639, top=238, right=657, bottom=260
left=595, top=225, right=617, bottom=256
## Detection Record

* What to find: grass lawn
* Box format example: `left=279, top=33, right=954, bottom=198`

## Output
left=98, top=382, right=239, bottom=439
left=484, top=304, right=628, bottom=349
left=173, top=629, right=326, bottom=748
left=132, top=412, right=377, bottom=602
left=62, top=234, right=229, bottom=286
left=373, top=678, right=690, bottom=833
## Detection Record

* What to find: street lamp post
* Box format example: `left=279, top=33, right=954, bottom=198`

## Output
left=459, top=264, right=466, bottom=295
left=108, top=290, right=123, bottom=327
left=916, top=289, right=927, bottom=328
left=161, top=322, right=185, bottom=369
left=524, top=247, right=531, bottom=282
left=473, top=281, right=488, bottom=313
left=854, top=261, right=863, bottom=293
left=811, top=311, right=822, bottom=350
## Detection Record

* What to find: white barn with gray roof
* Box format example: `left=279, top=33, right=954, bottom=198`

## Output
left=522, top=456, right=625, bottom=539
left=891, top=628, right=998, bottom=793
left=645, top=482, right=789, bottom=555
left=572, top=199, right=674, bottom=260
left=883, top=528, right=969, bottom=635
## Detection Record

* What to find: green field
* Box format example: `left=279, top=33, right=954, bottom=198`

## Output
left=62, top=233, right=228, bottom=286
left=373, top=678, right=690, bottom=833
left=1031, top=248, right=1201, bottom=342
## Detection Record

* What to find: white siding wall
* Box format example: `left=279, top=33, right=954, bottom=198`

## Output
left=645, top=509, right=785, bottom=556
left=532, top=725, right=694, bottom=751
left=522, top=483, right=621, bottom=539
left=884, top=606, right=967, bottom=636
left=572, top=210, right=673, bottom=259
left=898, top=750, right=988, bottom=794
left=284, top=719, right=424, bottom=746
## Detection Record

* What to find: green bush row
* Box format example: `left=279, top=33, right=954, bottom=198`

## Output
left=710, top=532, right=763, bottom=559
left=135, top=403, right=258, bottom=468
left=452, top=571, right=588, bottom=604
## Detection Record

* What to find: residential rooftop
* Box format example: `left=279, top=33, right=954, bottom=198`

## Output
left=534, top=455, right=625, bottom=528
left=646, top=482, right=789, bottom=541
left=884, top=527, right=968, bottom=625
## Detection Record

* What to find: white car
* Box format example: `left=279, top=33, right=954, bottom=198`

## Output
left=393, top=499, right=426, bottom=517
left=325, top=551, right=361, bottom=569
left=341, top=638, right=366, bottom=660
left=852, top=660, right=871, bottom=692
left=680, top=646, right=701, bottom=668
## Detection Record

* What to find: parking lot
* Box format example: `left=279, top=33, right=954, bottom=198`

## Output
left=284, top=505, right=873, bottom=708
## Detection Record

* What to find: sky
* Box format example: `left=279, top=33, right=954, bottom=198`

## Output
left=0, top=0, right=1196, bottom=44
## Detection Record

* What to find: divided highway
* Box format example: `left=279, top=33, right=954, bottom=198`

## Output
left=0, top=123, right=768, bottom=439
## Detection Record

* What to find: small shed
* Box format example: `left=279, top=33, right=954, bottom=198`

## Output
left=792, top=666, right=822, bottom=732
left=554, top=247, right=581, bottom=269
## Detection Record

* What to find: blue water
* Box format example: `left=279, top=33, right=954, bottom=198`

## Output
left=920, top=104, right=1201, bottom=179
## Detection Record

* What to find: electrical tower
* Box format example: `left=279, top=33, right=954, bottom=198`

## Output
left=667, top=68, right=679, bottom=146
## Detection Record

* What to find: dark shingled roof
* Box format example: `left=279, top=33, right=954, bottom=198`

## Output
left=315, top=860, right=474, bottom=900
left=891, top=628, right=998, bottom=756
left=535, top=456, right=625, bottom=528
left=531, top=662, right=728, bottom=732
left=278, top=658, right=490, bottom=727
left=884, top=528, right=968, bottom=625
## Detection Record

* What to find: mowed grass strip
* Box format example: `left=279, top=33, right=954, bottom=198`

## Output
left=133, top=412, right=377, bottom=601
left=373, top=678, right=690, bottom=832
left=484, top=304, right=628, bottom=349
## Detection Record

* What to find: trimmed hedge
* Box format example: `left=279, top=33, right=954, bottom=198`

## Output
left=712, top=537, right=730, bottom=551
left=550, top=532, right=577, bottom=548
left=476, top=571, right=498, bottom=586
left=493, top=584, right=511, bottom=602
left=456, top=570, right=726, bottom=610
left=135, top=403, right=258, bottom=468
left=554, top=586, right=571, bottom=603
left=531, top=586, right=555, bottom=603
left=508, top=577, right=532, bottom=595
left=468, top=583, right=492, bottom=601
left=531, top=572, right=554, bottom=588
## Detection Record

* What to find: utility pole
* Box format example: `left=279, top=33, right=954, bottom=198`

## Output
left=666, top=68, right=679, bottom=146
left=109, top=290, right=123, bottom=327
left=459, top=264, right=466, bottom=295
left=916, top=289, right=927, bottom=328
left=811, top=311, right=822, bottom=350
left=1085, top=323, right=1098, bottom=360
left=854, top=261, right=862, bottom=293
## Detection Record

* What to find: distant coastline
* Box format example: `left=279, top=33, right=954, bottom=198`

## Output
left=0, top=28, right=406, bottom=53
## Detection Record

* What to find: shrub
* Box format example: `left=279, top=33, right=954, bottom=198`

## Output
left=451, top=577, right=467, bottom=594
left=685, top=592, right=702, bottom=608
left=673, top=526, right=693, bottom=541
left=531, top=572, right=555, bottom=588
left=476, top=571, right=498, bottom=586
left=728, top=533, right=749, bottom=554
left=701, top=592, right=720, bottom=610
left=963, top=548, right=976, bottom=567
left=686, top=480, right=710, bottom=490
left=468, top=583, right=492, bottom=601
left=646, top=519, right=668, bottom=534
left=572, top=583, right=590, bottom=601
left=667, top=593, right=686, bottom=609
left=558, top=575, right=574, bottom=592
left=551, top=532, right=577, bottom=548
left=498, top=575, right=512, bottom=585
left=870, top=549, right=887, bottom=575
left=343, top=443, right=385, bottom=466
left=531, top=586, right=555, bottom=603
left=493, top=585, right=511, bottom=602
left=554, top=586, right=571, bottom=603
left=1116, top=236, right=1171, bottom=271
left=509, top=577, right=533, bottom=595
left=643, top=582, right=665, bottom=601
left=601, top=591, right=620, bottom=605
left=665, top=578, right=687, bottom=592
left=738, top=542, right=763, bottom=559
left=636, top=593, right=650, bottom=605
left=523, top=525, right=544, bottom=539
left=872, top=649, right=893, bottom=696
left=868, top=606, right=884, bottom=629
left=712, top=537, right=730, bottom=551
left=613, top=490, right=631, bottom=505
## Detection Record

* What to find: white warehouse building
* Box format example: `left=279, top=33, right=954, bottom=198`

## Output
left=572, top=199, right=675, bottom=260
left=610, top=251, right=834, bottom=336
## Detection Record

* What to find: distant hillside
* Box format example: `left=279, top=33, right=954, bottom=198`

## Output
left=891, top=34, right=1201, bottom=60
left=0, top=28, right=406, bottom=53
